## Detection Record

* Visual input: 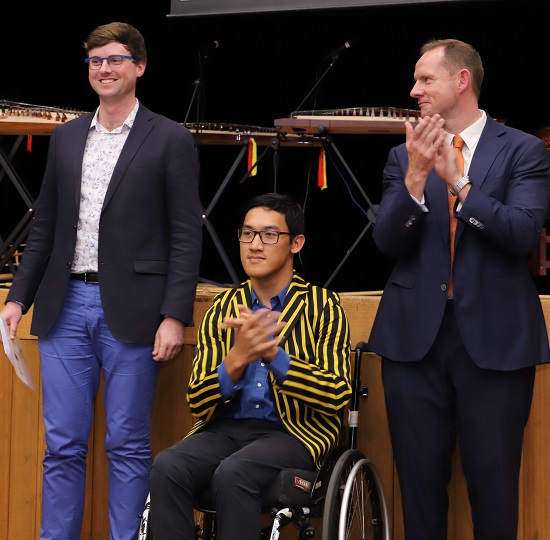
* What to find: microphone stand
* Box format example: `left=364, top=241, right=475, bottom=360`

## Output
left=294, top=55, right=340, bottom=113
left=183, top=49, right=241, bottom=286
left=183, top=77, right=201, bottom=127
left=183, top=49, right=210, bottom=137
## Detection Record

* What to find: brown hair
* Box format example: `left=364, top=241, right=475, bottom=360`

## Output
left=83, top=22, right=147, bottom=64
left=420, top=39, right=484, bottom=99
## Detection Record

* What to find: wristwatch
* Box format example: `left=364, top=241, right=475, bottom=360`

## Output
left=449, top=175, right=472, bottom=196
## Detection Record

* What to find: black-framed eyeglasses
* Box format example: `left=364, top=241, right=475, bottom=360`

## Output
left=237, top=228, right=292, bottom=245
left=85, top=55, right=134, bottom=70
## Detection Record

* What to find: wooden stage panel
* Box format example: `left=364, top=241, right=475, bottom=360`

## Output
left=1, top=286, right=549, bottom=539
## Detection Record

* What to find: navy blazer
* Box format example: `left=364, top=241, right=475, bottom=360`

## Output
left=368, top=115, right=550, bottom=370
left=7, top=104, right=202, bottom=343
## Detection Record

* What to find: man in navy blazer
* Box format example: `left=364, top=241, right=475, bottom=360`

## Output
left=368, top=39, right=550, bottom=540
left=0, top=22, right=202, bottom=540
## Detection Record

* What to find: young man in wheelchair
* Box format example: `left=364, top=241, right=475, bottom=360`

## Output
left=149, top=192, right=351, bottom=539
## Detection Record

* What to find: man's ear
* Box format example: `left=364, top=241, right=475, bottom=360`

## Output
left=291, top=234, right=305, bottom=254
left=457, top=68, right=471, bottom=94
left=136, top=61, right=147, bottom=78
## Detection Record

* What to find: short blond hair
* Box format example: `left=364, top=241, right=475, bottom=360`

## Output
left=420, top=39, right=484, bottom=99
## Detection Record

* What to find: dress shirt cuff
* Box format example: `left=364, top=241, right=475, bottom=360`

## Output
left=410, top=193, right=429, bottom=213
left=266, top=347, right=290, bottom=384
left=218, top=361, right=240, bottom=400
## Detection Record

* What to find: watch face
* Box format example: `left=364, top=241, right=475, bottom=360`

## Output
left=455, top=178, right=471, bottom=195
left=450, top=177, right=469, bottom=196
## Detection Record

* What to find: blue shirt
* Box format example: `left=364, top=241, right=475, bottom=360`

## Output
left=217, top=285, right=291, bottom=422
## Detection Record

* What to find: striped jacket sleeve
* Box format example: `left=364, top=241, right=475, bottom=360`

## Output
left=187, top=285, right=246, bottom=423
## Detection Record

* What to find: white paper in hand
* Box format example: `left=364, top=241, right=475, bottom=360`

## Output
left=0, top=317, right=34, bottom=390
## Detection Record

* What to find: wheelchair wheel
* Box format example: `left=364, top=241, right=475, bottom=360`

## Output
left=322, top=449, right=389, bottom=540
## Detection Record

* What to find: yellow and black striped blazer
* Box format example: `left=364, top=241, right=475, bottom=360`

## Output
left=186, top=272, right=351, bottom=469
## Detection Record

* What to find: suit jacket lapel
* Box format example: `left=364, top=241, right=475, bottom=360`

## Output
left=467, top=115, right=507, bottom=192
left=102, top=106, right=155, bottom=211
left=279, top=273, right=309, bottom=342
left=72, top=114, right=94, bottom=210
left=455, top=116, right=506, bottom=244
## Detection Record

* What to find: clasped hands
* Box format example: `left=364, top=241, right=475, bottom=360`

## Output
left=221, top=305, right=285, bottom=370
left=405, top=114, right=462, bottom=198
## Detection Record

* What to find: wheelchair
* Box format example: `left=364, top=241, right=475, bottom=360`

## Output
left=138, top=342, right=390, bottom=540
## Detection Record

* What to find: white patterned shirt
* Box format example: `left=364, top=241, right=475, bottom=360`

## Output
left=71, top=100, right=139, bottom=273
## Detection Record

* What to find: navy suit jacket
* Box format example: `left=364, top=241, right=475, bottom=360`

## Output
left=368, top=115, right=550, bottom=370
left=7, top=104, right=203, bottom=343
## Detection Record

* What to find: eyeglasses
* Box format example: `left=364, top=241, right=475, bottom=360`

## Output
left=85, top=55, right=134, bottom=70
left=237, top=228, right=292, bottom=245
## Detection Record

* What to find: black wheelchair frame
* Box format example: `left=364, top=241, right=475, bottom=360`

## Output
left=139, top=342, right=390, bottom=540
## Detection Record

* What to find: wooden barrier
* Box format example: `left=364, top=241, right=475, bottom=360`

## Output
left=1, top=286, right=549, bottom=539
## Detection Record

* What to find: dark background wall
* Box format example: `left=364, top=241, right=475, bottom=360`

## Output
left=1, top=0, right=548, bottom=292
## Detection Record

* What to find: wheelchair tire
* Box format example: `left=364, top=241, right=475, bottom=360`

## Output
left=321, top=449, right=389, bottom=540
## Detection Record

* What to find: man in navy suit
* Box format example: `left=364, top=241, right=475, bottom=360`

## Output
left=368, top=39, right=550, bottom=540
left=0, top=22, right=202, bottom=540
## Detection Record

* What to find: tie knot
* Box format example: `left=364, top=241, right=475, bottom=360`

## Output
left=453, top=135, right=465, bottom=150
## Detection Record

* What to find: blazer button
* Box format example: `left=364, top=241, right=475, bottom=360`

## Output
left=65, top=262, right=71, bottom=269
left=441, top=284, right=447, bottom=291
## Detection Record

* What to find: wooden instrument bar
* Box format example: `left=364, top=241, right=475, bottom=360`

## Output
left=184, top=123, right=322, bottom=147
left=1, top=101, right=88, bottom=136
left=0, top=117, right=81, bottom=136
left=0, top=116, right=320, bottom=146
left=275, top=106, right=420, bottom=135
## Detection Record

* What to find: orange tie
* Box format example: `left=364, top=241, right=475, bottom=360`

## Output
left=448, top=135, right=465, bottom=297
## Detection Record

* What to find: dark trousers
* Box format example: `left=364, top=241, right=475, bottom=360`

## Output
left=150, top=418, right=314, bottom=540
left=382, top=301, right=535, bottom=540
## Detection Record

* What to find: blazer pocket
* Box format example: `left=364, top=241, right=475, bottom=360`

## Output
left=133, top=259, right=168, bottom=275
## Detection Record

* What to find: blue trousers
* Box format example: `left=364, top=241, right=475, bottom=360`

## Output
left=38, top=280, right=159, bottom=540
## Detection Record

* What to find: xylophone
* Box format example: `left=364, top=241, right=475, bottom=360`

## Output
left=0, top=100, right=89, bottom=135
left=275, top=106, right=420, bottom=135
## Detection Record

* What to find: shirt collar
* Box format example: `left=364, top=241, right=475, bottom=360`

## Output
left=90, top=98, right=140, bottom=133
left=251, top=280, right=291, bottom=310
left=447, top=109, right=487, bottom=151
